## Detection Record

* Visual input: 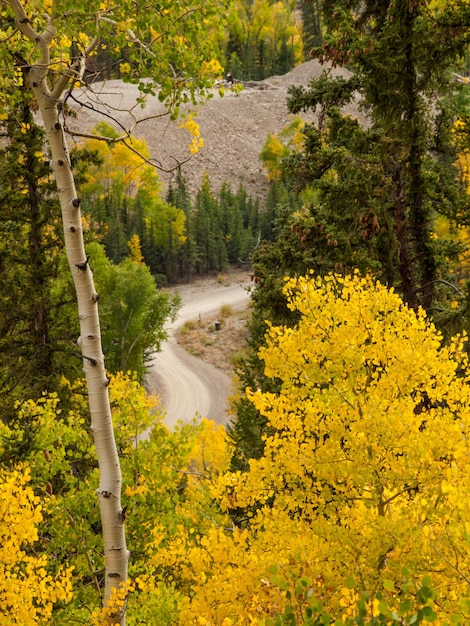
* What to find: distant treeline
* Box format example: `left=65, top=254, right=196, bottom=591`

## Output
left=84, top=0, right=322, bottom=83
left=82, top=164, right=293, bottom=284
left=73, top=122, right=301, bottom=285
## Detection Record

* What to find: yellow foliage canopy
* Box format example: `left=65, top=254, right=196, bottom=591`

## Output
left=260, top=116, right=304, bottom=181
left=155, top=272, right=470, bottom=624
left=0, top=467, right=73, bottom=624
left=128, top=233, right=144, bottom=264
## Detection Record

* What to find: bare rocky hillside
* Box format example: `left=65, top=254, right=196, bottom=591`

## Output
left=69, top=59, right=363, bottom=200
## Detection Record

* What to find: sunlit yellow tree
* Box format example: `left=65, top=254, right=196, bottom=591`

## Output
left=260, top=116, right=304, bottom=181
left=153, top=272, right=470, bottom=624
left=0, top=466, right=73, bottom=624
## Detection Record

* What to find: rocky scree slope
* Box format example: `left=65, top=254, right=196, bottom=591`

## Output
left=69, top=59, right=363, bottom=199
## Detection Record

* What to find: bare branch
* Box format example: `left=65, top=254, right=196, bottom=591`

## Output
left=63, top=84, right=194, bottom=174
left=65, top=128, right=127, bottom=144
left=171, top=466, right=212, bottom=482
left=419, top=279, right=465, bottom=298
left=64, top=87, right=174, bottom=140
left=64, top=90, right=131, bottom=136
left=65, top=122, right=192, bottom=174
left=431, top=540, right=470, bottom=585
left=382, top=484, right=417, bottom=507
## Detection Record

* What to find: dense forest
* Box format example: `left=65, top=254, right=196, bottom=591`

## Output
left=74, top=124, right=274, bottom=284
left=2, top=0, right=470, bottom=624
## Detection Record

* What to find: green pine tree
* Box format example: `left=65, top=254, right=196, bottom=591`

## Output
left=230, top=0, right=470, bottom=467
left=0, top=105, right=79, bottom=424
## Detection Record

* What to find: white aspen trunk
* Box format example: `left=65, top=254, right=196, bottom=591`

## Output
left=7, top=2, right=130, bottom=622
left=31, top=75, right=130, bottom=624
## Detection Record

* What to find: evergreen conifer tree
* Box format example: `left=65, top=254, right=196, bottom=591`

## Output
left=0, top=107, right=79, bottom=424
left=231, top=0, right=470, bottom=465
left=167, top=169, right=198, bottom=281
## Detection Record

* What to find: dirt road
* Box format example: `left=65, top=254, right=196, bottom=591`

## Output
left=145, top=276, right=251, bottom=428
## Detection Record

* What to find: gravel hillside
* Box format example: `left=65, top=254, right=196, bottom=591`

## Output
left=69, top=59, right=363, bottom=200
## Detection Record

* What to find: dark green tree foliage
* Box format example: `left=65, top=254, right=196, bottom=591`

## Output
left=251, top=6, right=470, bottom=322
left=314, top=0, right=470, bottom=311
left=301, top=0, right=323, bottom=54
left=230, top=0, right=470, bottom=466
left=0, top=107, right=79, bottom=424
left=166, top=169, right=197, bottom=283
left=229, top=194, right=302, bottom=471
left=193, top=175, right=228, bottom=273
left=219, top=182, right=242, bottom=263
left=168, top=174, right=263, bottom=280
left=281, top=81, right=400, bottom=284
left=219, top=182, right=262, bottom=264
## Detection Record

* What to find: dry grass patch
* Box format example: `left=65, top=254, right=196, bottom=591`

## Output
left=177, top=306, right=250, bottom=376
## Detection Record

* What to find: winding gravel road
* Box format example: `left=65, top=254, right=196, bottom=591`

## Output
left=145, top=277, right=250, bottom=429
